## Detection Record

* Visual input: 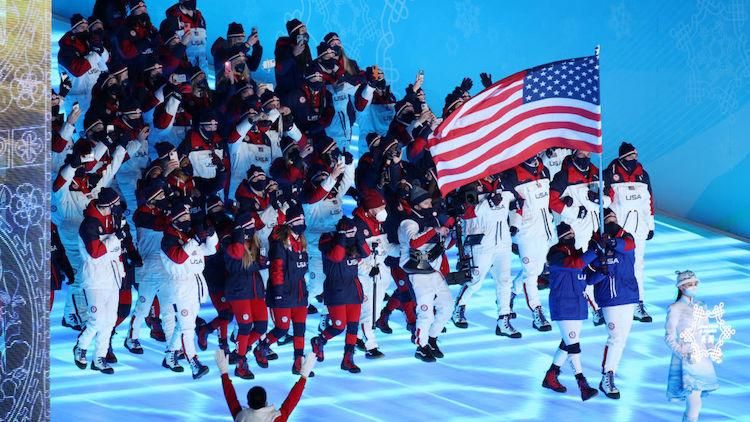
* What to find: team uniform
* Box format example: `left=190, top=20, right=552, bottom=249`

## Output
left=398, top=196, right=452, bottom=362
left=593, top=225, right=639, bottom=399
left=73, top=195, right=126, bottom=374
left=160, top=220, right=219, bottom=378
left=504, top=159, right=555, bottom=330
left=542, top=229, right=604, bottom=401
left=604, top=147, right=655, bottom=322
left=452, top=177, right=517, bottom=336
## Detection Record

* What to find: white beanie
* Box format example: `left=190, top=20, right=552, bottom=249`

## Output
left=675, top=270, right=699, bottom=288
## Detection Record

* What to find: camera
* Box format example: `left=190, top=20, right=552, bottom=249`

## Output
left=443, top=184, right=479, bottom=218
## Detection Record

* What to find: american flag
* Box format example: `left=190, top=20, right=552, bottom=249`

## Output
left=429, top=54, right=602, bottom=195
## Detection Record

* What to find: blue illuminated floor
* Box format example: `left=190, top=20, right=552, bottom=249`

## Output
left=50, top=215, right=750, bottom=421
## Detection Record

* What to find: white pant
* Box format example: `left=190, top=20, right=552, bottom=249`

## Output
left=602, top=303, right=636, bottom=373
left=166, top=276, right=206, bottom=358
left=634, top=238, right=646, bottom=301
left=512, top=236, right=545, bottom=310
left=411, top=271, right=453, bottom=347
left=129, top=258, right=176, bottom=341
left=552, top=319, right=583, bottom=373
left=357, top=267, right=393, bottom=350
left=60, top=224, right=88, bottom=325
left=457, top=244, right=512, bottom=315
left=77, top=288, right=119, bottom=358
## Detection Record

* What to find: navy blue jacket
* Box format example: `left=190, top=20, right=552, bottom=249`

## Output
left=223, top=229, right=267, bottom=301
left=320, top=232, right=370, bottom=306
left=593, top=232, right=639, bottom=308
left=548, top=243, right=605, bottom=321
left=267, top=228, right=309, bottom=308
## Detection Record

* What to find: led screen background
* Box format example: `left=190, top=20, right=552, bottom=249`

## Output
left=0, top=0, right=50, bottom=420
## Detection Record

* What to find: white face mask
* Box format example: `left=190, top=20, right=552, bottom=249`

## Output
left=683, top=286, right=698, bottom=298
left=375, top=209, right=388, bottom=222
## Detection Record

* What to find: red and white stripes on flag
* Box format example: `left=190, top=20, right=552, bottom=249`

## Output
left=428, top=56, right=602, bottom=196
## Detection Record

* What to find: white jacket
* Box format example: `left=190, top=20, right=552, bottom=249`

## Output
left=234, top=406, right=282, bottom=422
left=463, top=191, right=512, bottom=250
left=610, top=181, right=654, bottom=240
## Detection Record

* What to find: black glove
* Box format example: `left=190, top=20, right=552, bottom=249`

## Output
left=88, top=173, right=103, bottom=188
left=577, top=206, right=588, bottom=219
left=65, top=153, right=82, bottom=168
left=460, top=77, right=473, bottom=92
left=480, top=72, right=492, bottom=88
left=367, top=68, right=379, bottom=88
left=509, top=226, right=519, bottom=237
left=343, top=151, right=354, bottom=165
left=128, top=249, right=144, bottom=268
left=545, top=148, right=555, bottom=158
left=211, top=153, right=223, bottom=167
left=282, top=111, right=295, bottom=132
left=114, top=228, right=128, bottom=241
left=589, top=238, right=603, bottom=256
left=607, top=237, right=618, bottom=249
left=59, top=72, right=72, bottom=98
left=587, top=190, right=600, bottom=204
left=562, top=196, right=574, bottom=207
left=90, top=39, right=104, bottom=54
left=509, top=198, right=524, bottom=211
left=488, top=192, right=504, bottom=207
left=115, top=133, right=130, bottom=148
left=65, top=270, right=76, bottom=285
left=205, top=225, right=216, bottom=238
left=384, top=256, right=399, bottom=268
left=369, top=266, right=380, bottom=277
left=511, top=243, right=519, bottom=256
left=647, top=230, right=654, bottom=241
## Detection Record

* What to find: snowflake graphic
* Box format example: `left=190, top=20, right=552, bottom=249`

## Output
left=15, top=129, right=43, bottom=164
left=680, top=302, right=735, bottom=364
left=453, top=0, right=481, bottom=39
left=10, top=184, right=44, bottom=229
left=609, top=1, right=632, bottom=39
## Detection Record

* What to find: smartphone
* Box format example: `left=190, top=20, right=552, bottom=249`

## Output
left=173, top=74, right=187, bottom=84
left=418, top=69, right=424, bottom=76
left=224, top=61, right=232, bottom=75
left=72, top=102, right=80, bottom=112
left=251, top=26, right=258, bottom=36
left=106, top=125, right=115, bottom=134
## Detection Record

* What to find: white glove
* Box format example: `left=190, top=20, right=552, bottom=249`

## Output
left=299, top=352, right=317, bottom=378
left=215, top=349, right=229, bottom=375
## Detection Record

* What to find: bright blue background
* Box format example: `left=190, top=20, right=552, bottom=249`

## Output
left=53, top=0, right=750, bottom=238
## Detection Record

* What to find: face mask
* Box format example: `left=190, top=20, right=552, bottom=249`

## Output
left=127, top=116, right=144, bottom=130
left=619, top=159, right=637, bottom=173
left=291, top=224, right=306, bottom=235
left=331, top=45, right=343, bottom=56
left=375, top=209, right=388, bottom=222
left=153, top=198, right=170, bottom=209
left=173, top=219, right=191, bottom=232
left=250, top=178, right=268, bottom=192
left=604, top=222, right=620, bottom=237
left=683, top=286, right=698, bottom=298
left=321, top=58, right=337, bottom=70
left=524, top=157, right=538, bottom=167
left=296, top=33, right=309, bottom=44
left=398, top=110, right=415, bottom=124
left=560, top=236, right=575, bottom=246
left=573, top=155, right=590, bottom=170
left=111, top=204, right=125, bottom=217
left=200, top=126, right=216, bottom=139
left=307, top=79, right=324, bottom=92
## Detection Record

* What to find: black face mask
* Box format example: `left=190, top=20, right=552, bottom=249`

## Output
left=234, top=62, right=246, bottom=74
left=604, top=222, right=620, bottom=237
left=153, top=198, right=170, bottom=209
left=398, top=110, right=416, bottom=124
left=127, top=116, right=144, bottom=130
left=619, top=159, right=637, bottom=173
left=560, top=236, right=575, bottom=246
left=573, top=155, right=590, bottom=170
left=105, top=83, right=122, bottom=99
left=250, top=178, right=268, bottom=192
left=92, top=130, right=111, bottom=145
left=291, top=224, right=306, bottom=235
left=524, top=157, right=539, bottom=167
left=321, top=58, right=337, bottom=70
left=111, top=204, right=125, bottom=217
left=200, top=127, right=216, bottom=139
left=307, top=80, right=324, bottom=92
left=147, top=73, right=165, bottom=88
left=173, top=219, right=192, bottom=232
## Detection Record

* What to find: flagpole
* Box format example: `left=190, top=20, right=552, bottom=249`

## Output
left=595, top=45, right=605, bottom=238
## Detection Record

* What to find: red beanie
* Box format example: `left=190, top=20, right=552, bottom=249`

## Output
left=361, top=189, right=385, bottom=210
